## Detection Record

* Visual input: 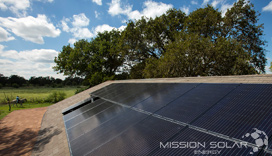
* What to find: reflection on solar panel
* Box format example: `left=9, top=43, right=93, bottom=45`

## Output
left=63, top=83, right=272, bottom=156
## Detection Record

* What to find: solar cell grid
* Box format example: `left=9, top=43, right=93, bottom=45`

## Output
left=63, top=83, right=272, bottom=156
left=117, top=83, right=175, bottom=107
left=191, top=84, right=272, bottom=145
left=63, top=99, right=106, bottom=122
left=65, top=101, right=113, bottom=129
left=133, top=83, right=198, bottom=112
left=90, top=83, right=118, bottom=95
left=150, top=128, right=255, bottom=156
left=155, top=84, right=238, bottom=123
left=87, top=116, right=183, bottom=156
left=69, top=109, right=149, bottom=156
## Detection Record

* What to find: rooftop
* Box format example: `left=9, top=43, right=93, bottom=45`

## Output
left=31, top=74, right=272, bottom=156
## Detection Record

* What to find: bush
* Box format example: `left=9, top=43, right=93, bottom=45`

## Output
left=0, top=84, right=2, bottom=89
left=12, top=83, right=19, bottom=88
left=45, top=91, right=66, bottom=103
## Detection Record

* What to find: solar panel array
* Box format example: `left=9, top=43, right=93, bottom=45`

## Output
left=62, top=83, right=272, bottom=156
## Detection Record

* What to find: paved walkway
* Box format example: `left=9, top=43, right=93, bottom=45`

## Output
left=0, top=107, right=47, bottom=156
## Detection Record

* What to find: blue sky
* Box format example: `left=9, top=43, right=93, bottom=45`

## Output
left=0, top=0, right=272, bottom=79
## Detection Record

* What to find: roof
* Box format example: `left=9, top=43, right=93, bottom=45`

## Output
left=31, top=74, right=272, bottom=156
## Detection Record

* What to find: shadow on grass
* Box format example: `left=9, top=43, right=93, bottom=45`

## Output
left=0, top=122, right=62, bottom=156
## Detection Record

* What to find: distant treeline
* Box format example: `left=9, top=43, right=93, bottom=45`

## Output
left=0, top=75, right=84, bottom=88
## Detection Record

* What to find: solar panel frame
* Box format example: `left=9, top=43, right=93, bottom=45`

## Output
left=63, top=83, right=272, bottom=156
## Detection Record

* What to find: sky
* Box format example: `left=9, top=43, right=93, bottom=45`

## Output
left=0, top=0, right=272, bottom=79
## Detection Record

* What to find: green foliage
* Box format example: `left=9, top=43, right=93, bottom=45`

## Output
left=54, top=30, right=124, bottom=87
left=12, top=83, right=19, bottom=88
left=0, top=87, right=77, bottom=104
left=145, top=33, right=256, bottom=77
left=45, top=91, right=66, bottom=103
left=270, top=62, right=272, bottom=72
left=224, top=0, right=266, bottom=73
left=0, top=84, right=2, bottom=89
left=54, top=0, right=266, bottom=82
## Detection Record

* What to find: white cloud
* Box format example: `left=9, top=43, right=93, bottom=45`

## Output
left=0, top=0, right=30, bottom=16
left=0, top=27, right=15, bottom=42
left=0, top=0, right=53, bottom=17
left=0, top=14, right=61, bottom=44
left=221, top=3, right=233, bottom=16
left=118, top=25, right=126, bottom=31
left=191, top=0, right=198, bottom=5
left=263, top=1, right=272, bottom=12
left=95, top=11, right=100, bottom=18
left=71, top=27, right=94, bottom=38
left=94, top=24, right=126, bottom=35
left=72, top=13, right=90, bottom=27
left=181, top=6, right=190, bottom=15
left=61, top=13, right=94, bottom=42
left=202, top=0, right=210, bottom=6
left=92, top=0, right=102, bottom=5
left=68, top=38, right=77, bottom=45
left=95, top=24, right=115, bottom=35
left=108, top=0, right=173, bottom=20
left=108, top=0, right=132, bottom=16
left=0, top=44, right=64, bottom=79
left=141, top=1, right=173, bottom=19
left=211, top=0, right=220, bottom=7
left=61, top=18, right=70, bottom=32
left=61, top=13, right=126, bottom=44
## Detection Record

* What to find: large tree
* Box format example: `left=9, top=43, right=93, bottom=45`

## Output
left=224, top=0, right=266, bottom=73
left=54, top=30, right=124, bottom=86
left=54, top=1, right=267, bottom=82
left=120, top=9, right=186, bottom=78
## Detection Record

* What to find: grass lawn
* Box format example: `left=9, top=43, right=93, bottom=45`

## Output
left=0, top=87, right=78, bottom=102
left=0, top=86, right=81, bottom=120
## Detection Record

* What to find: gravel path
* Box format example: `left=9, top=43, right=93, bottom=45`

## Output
left=0, top=107, right=47, bottom=156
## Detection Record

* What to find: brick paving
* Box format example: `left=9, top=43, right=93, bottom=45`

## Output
left=31, top=74, right=272, bottom=156
left=0, top=107, right=47, bottom=156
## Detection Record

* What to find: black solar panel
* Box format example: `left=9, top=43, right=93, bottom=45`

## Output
left=133, top=83, right=198, bottom=112
left=192, top=84, right=272, bottom=145
left=155, top=83, right=238, bottom=123
left=88, top=116, right=183, bottom=156
left=63, top=98, right=105, bottom=121
left=150, top=128, right=255, bottom=156
left=63, top=83, right=272, bottom=156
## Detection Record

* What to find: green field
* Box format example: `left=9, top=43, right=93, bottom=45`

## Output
left=0, top=87, right=78, bottom=103
left=0, top=86, right=80, bottom=120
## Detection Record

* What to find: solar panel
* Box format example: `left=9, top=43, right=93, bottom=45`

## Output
left=63, top=83, right=272, bottom=156
left=150, top=128, right=255, bottom=156
left=69, top=109, right=148, bottom=156
left=155, top=83, right=239, bottom=123
left=133, top=83, right=198, bottom=112
left=63, top=98, right=105, bottom=121
left=191, top=84, right=272, bottom=145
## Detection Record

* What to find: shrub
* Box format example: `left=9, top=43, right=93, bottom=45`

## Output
left=45, top=91, right=66, bottom=103
left=12, top=83, right=19, bottom=88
